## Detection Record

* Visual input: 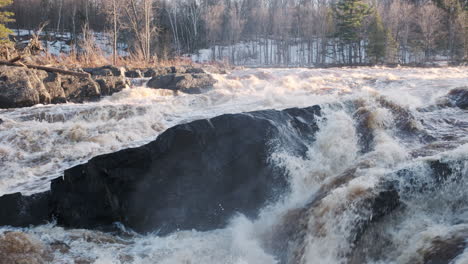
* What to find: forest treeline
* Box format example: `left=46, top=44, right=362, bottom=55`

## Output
left=5, top=0, right=468, bottom=66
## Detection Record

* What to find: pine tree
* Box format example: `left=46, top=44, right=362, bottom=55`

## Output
left=0, top=0, right=14, bottom=44
left=334, top=0, right=371, bottom=64
left=367, top=11, right=386, bottom=64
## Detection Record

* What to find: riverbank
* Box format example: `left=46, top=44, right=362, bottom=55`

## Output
left=0, top=64, right=229, bottom=109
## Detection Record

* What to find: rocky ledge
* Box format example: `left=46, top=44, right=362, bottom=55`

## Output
left=0, top=64, right=224, bottom=109
left=447, top=87, right=468, bottom=109
left=0, top=105, right=321, bottom=234
left=130, top=65, right=223, bottom=94
left=0, top=66, right=129, bottom=109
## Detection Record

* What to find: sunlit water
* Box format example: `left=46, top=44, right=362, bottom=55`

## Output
left=0, top=67, right=467, bottom=264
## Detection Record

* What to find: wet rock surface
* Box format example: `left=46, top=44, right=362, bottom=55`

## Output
left=126, top=66, right=224, bottom=94
left=61, top=76, right=101, bottom=103
left=0, top=105, right=321, bottom=234
left=83, top=65, right=125, bottom=77
left=0, top=64, right=227, bottom=108
left=147, top=73, right=217, bottom=94
left=0, top=66, right=51, bottom=108
left=0, top=66, right=131, bottom=108
left=0, top=192, right=50, bottom=227
left=94, top=76, right=130, bottom=96
left=447, top=87, right=468, bottom=109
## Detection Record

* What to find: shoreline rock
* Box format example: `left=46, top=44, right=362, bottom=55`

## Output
left=0, top=66, right=130, bottom=109
left=0, top=64, right=225, bottom=109
left=147, top=73, right=217, bottom=94
left=447, top=87, right=468, bottom=109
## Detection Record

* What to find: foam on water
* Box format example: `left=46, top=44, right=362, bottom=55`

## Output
left=0, top=66, right=467, bottom=263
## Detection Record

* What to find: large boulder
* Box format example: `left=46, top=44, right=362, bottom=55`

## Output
left=36, top=71, right=67, bottom=104
left=94, top=76, right=130, bottom=96
left=142, top=67, right=171, bottom=78
left=61, top=76, right=101, bottom=103
left=83, top=65, right=125, bottom=77
left=0, top=106, right=321, bottom=234
left=125, top=69, right=143, bottom=78
left=0, top=66, right=131, bottom=108
left=0, top=192, right=50, bottom=227
left=147, top=73, right=217, bottom=94
left=50, top=106, right=321, bottom=233
left=0, top=66, right=51, bottom=108
left=447, top=87, right=468, bottom=109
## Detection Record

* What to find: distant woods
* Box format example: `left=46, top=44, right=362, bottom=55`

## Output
left=5, top=0, right=468, bottom=66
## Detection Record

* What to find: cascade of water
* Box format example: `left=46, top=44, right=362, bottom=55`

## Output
left=0, top=67, right=467, bottom=263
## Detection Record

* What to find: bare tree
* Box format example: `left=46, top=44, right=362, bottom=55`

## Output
left=415, top=2, right=445, bottom=61
left=102, top=0, right=124, bottom=65
left=203, top=1, right=224, bottom=61
left=122, top=0, right=158, bottom=62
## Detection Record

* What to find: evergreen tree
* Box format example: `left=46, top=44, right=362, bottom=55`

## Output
left=367, top=11, right=386, bottom=64
left=0, top=0, right=14, bottom=44
left=334, top=0, right=371, bottom=64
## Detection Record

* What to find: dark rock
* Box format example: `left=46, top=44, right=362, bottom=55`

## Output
left=447, top=87, right=468, bottom=109
left=422, top=233, right=467, bottom=264
left=186, top=67, right=206, bottom=74
left=94, top=76, right=130, bottom=96
left=170, top=66, right=187, bottom=74
left=396, top=159, right=464, bottom=195
left=0, top=66, right=51, bottom=108
left=147, top=73, right=217, bottom=94
left=61, top=76, right=101, bottom=103
left=83, top=65, right=125, bottom=77
left=0, top=192, right=50, bottom=227
left=48, top=106, right=321, bottom=233
left=125, top=69, right=143, bottom=78
left=0, top=106, right=320, bottom=234
left=143, top=67, right=171, bottom=78
left=143, top=69, right=157, bottom=78
left=353, top=107, right=375, bottom=153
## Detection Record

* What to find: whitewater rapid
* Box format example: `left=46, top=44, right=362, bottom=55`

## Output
left=0, top=67, right=467, bottom=264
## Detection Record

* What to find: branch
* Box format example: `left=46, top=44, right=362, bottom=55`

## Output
left=0, top=61, right=91, bottom=78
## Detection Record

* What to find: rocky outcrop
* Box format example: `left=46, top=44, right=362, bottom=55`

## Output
left=125, top=65, right=228, bottom=78
left=83, top=65, right=125, bottom=77
left=61, top=76, right=101, bottom=103
left=125, top=69, right=143, bottom=78
left=94, top=76, right=130, bottom=96
left=447, top=87, right=468, bottom=109
left=0, top=105, right=321, bottom=234
left=0, top=66, right=52, bottom=108
left=147, top=73, right=217, bottom=94
left=0, top=192, right=50, bottom=227
left=0, top=66, right=130, bottom=108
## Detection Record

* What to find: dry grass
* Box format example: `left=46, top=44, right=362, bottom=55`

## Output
left=28, top=51, right=204, bottom=69
left=8, top=25, right=208, bottom=69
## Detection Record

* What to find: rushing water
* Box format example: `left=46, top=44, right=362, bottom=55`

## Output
left=0, top=67, right=467, bottom=264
